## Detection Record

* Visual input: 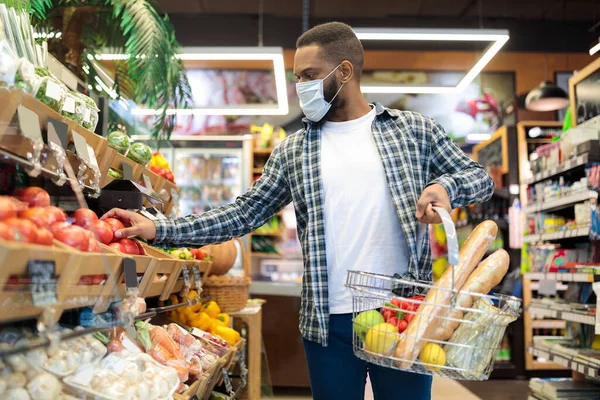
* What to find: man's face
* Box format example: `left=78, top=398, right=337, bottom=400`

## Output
left=294, top=45, right=344, bottom=114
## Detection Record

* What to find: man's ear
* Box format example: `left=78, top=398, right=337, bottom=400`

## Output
left=339, top=60, right=354, bottom=83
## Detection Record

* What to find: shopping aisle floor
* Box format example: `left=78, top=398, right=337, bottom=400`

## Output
left=273, top=377, right=487, bottom=399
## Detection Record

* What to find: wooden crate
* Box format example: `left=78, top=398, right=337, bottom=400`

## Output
left=141, top=244, right=183, bottom=300
left=100, top=148, right=143, bottom=188
left=0, top=239, right=76, bottom=322
left=114, top=252, right=158, bottom=299
left=173, top=360, right=222, bottom=400
left=160, top=179, right=179, bottom=215
left=53, top=241, right=125, bottom=313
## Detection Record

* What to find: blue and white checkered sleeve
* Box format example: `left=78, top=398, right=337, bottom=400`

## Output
left=152, top=145, right=292, bottom=247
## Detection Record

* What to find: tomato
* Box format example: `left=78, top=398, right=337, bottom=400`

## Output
left=86, top=238, right=101, bottom=253
left=36, top=228, right=54, bottom=246
left=0, top=196, right=25, bottom=220
left=73, top=208, right=98, bottom=228
left=54, top=225, right=89, bottom=251
left=388, top=316, right=399, bottom=327
left=4, top=218, right=38, bottom=243
left=397, top=319, right=408, bottom=334
left=87, top=220, right=113, bottom=245
left=382, top=307, right=395, bottom=322
left=405, top=312, right=415, bottom=324
left=133, top=239, right=146, bottom=255
left=194, top=248, right=208, bottom=260
left=165, top=171, right=175, bottom=183
left=49, top=222, right=71, bottom=235
left=104, top=218, right=125, bottom=236
left=19, top=207, right=49, bottom=228
left=117, top=238, right=139, bottom=255
left=17, top=187, right=50, bottom=207
left=45, top=206, right=67, bottom=224
left=0, top=222, right=16, bottom=241
left=391, top=298, right=402, bottom=308
left=108, top=242, right=124, bottom=252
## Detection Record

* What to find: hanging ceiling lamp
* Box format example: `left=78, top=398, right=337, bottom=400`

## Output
left=525, top=81, right=569, bottom=112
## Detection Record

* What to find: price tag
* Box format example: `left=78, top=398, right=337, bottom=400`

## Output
left=86, top=144, right=99, bottom=170
left=123, top=258, right=137, bottom=289
left=192, top=265, right=202, bottom=291
left=71, top=131, right=91, bottom=164
left=222, top=367, right=234, bottom=395
left=182, top=265, right=191, bottom=288
left=28, top=260, right=57, bottom=307
left=47, top=119, right=68, bottom=148
left=122, top=162, right=134, bottom=180
left=17, top=105, right=42, bottom=141
left=538, top=279, right=557, bottom=296
left=62, top=96, right=75, bottom=113
left=142, top=174, right=155, bottom=192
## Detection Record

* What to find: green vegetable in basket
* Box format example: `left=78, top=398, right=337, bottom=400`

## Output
left=127, top=142, right=152, bottom=165
left=34, top=76, right=65, bottom=112
left=107, top=168, right=123, bottom=179
left=61, top=91, right=84, bottom=125
left=107, top=130, right=130, bottom=154
left=14, top=71, right=31, bottom=92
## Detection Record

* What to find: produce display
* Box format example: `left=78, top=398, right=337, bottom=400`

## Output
left=107, top=131, right=131, bottom=155
left=127, top=142, right=152, bottom=166
left=352, top=220, right=519, bottom=378
left=150, top=151, right=175, bottom=183
left=166, top=247, right=209, bottom=261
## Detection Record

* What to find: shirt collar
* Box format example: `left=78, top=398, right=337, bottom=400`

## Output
left=301, top=102, right=398, bottom=130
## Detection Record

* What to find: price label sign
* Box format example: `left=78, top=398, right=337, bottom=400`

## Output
left=182, top=265, right=191, bottom=288
left=123, top=258, right=137, bottom=290
left=192, top=265, right=202, bottom=291
left=122, top=162, right=134, bottom=180
left=142, top=174, right=155, bottom=193
left=86, top=144, right=99, bottom=170
left=28, top=260, right=57, bottom=307
left=47, top=119, right=68, bottom=148
left=72, top=131, right=91, bottom=164
left=17, top=105, right=42, bottom=141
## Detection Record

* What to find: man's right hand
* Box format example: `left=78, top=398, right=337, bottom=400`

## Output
left=100, top=208, right=156, bottom=240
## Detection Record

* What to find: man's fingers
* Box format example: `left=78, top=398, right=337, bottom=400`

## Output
left=415, top=192, right=432, bottom=218
left=101, top=208, right=129, bottom=222
left=115, top=226, right=140, bottom=239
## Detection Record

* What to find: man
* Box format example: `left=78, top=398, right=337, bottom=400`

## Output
left=103, top=22, right=493, bottom=400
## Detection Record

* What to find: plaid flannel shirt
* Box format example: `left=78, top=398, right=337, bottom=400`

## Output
left=153, top=103, right=494, bottom=346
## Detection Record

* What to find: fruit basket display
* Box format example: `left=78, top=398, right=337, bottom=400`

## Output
left=347, top=207, right=521, bottom=380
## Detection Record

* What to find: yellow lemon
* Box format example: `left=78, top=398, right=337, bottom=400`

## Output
left=420, top=343, right=446, bottom=371
left=364, top=323, right=398, bottom=355
left=432, top=257, right=448, bottom=281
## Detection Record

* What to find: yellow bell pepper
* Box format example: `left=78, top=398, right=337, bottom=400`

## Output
left=186, top=290, right=203, bottom=313
left=209, top=318, right=226, bottom=333
left=216, top=313, right=230, bottom=326
left=202, top=301, right=220, bottom=318
left=211, top=325, right=240, bottom=346
left=188, top=311, right=212, bottom=331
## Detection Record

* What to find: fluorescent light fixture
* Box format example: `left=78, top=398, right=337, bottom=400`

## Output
left=466, top=133, right=492, bottom=142
left=590, top=39, right=600, bottom=56
left=354, top=28, right=509, bottom=94
left=98, top=47, right=289, bottom=116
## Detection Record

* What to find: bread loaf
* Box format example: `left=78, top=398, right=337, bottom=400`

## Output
left=394, top=220, right=498, bottom=368
left=432, top=249, right=511, bottom=341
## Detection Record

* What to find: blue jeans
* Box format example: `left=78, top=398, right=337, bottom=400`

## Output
left=302, top=314, right=432, bottom=400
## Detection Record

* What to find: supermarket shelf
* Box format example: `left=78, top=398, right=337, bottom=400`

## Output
left=493, top=187, right=511, bottom=200
left=523, top=226, right=590, bottom=243
left=531, top=319, right=567, bottom=329
left=523, top=190, right=598, bottom=214
left=489, top=362, right=517, bottom=379
left=525, top=272, right=598, bottom=282
left=525, top=153, right=590, bottom=186
left=530, top=346, right=600, bottom=378
left=250, top=252, right=282, bottom=258
left=530, top=282, right=568, bottom=291
left=253, top=148, right=273, bottom=155
left=528, top=304, right=595, bottom=326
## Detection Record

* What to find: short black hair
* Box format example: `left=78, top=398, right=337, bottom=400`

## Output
left=296, top=22, right=364, bottom=76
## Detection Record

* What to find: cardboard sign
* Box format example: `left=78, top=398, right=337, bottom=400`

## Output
left=123, top=258, right=137, bottom=290
left=17, top=105, right=42, bottom=141
left=47, top=119, right=68, bottom=148
left=122, top=162, right=134, bottom=180
left=28, top=259, right=57, bottom=306
left=86, top=144, right=99, bottom=170
left=71, top=131, right=91, bottom=164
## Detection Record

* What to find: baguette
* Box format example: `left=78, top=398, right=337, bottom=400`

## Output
left=394, top=220, right=498, bottom=368
left=432, top=249, right=510, bottom=341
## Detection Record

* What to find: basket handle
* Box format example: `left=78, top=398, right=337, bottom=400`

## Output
left=234, top=237, right=250, bottom=279
left=432, top=207, right=459, bottom=291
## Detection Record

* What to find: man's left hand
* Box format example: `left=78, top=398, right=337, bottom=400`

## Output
left=416, top=184, right=451, bottom=224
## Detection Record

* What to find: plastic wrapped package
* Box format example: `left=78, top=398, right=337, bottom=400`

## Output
left=191, top=328, right=230, bottom=357
left=114, top=287, right=147, bottom=322
left=444, top=298, right=519, bottom=379
left=14, top=58, right=34, bottom=93
left=166, top=323, right=217, bottom=373
left=0, top=42, right=18, bottom=87
left=61, top=91, right=84, bottom=126
left=76, top=93, right=99, bottom=132
left=64, top=351, right=180, bottom=400
left=32, top=74, right=66, bottom=112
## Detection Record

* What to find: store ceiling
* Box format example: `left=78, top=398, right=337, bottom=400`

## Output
left=158, top=0, right=598, bottom=21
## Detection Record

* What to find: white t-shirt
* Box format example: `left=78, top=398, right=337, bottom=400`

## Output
left=321, top=107, right=410, bottom=314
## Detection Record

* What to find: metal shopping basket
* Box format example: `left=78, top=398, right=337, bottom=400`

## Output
left=346, top=207, right=521, bottom=380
